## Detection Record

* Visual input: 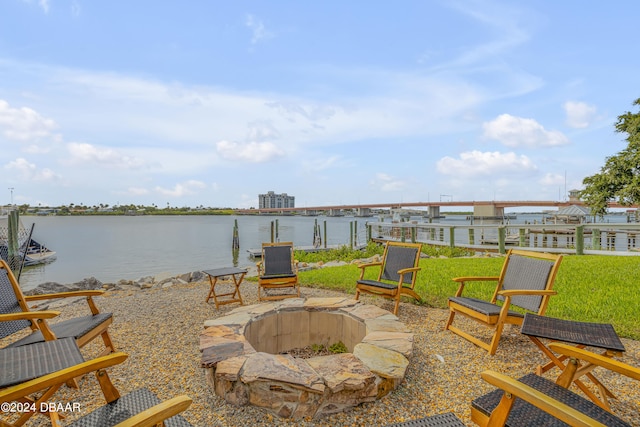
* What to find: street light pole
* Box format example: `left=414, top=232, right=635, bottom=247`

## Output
left=8, top=187, right=14, bottom=205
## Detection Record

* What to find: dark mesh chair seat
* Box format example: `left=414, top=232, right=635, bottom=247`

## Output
left=7, top=313, right=113, bottom=348
left=472, top=373, right=631, bottom=427
left=68, top=388, right=193, bottom=427
left=357, top=279, right=399, bottom=290
left=448, top=297, right=524, bottom=318
left=0, top=337, right=84, bottom=388
left=384, top=412, right=465, bottom=426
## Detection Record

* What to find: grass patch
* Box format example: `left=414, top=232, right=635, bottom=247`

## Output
left=297, top=253, right=640, bottom=340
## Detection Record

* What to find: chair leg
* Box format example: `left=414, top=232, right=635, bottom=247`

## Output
left=100, top=330, right=116, bottom=355
left=393, top=295, right=400, bottom=315
left=355, top=288, right=361, bottom=300
left=488, top=322, right=506, bottom=356
left=445, top=309, right=456, bottom=331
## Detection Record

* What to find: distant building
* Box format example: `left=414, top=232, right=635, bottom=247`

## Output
left=259, top=191, right=295, bottom=209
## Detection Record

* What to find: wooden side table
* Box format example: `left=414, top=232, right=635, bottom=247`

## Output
left=202, top=267, right=247, bottom=309
left=521, top=313, right=626, bottom=410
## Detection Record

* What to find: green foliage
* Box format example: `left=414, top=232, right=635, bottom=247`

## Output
left=311, top=343, right=325, bottom=353
left=298, top=254, right=640, bottom=340
left=294, top=242, right=384, bottom=263
left=582, top=97, right=640, bottom=217
left=329, top=341, right=348, bottom=354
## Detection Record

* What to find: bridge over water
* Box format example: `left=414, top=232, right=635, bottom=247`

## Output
left=236, top=200, right=635, bottom=217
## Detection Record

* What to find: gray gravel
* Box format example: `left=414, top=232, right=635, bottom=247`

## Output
left=4, top=279, right=639, bottom=426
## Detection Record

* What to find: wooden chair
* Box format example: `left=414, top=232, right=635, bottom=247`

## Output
left=471, top=343, right=640, bottom=426
left=445, top=249, right=562, bottom=355
left=256, top=242, right=300, bottom=301
left=355, top=241, right=422, bottom=315
left=0, top=259, right=115, bottom=356
left=0, top=338, right=128, bottom=427
left=0, top=346, right=193, bottom=427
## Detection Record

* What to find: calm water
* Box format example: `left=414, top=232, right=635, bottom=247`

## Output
left=17, top=212, right=632, bottom=290
left=19, top=215, right=367, bottom=290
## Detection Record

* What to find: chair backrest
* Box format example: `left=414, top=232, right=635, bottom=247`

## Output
left=380, top=243, right=421, bottom=285
left=496, top=250, right=562, bottom=313
left=0, top=260, right=32, bottom=340
left=262, top=243, right=294, bottom=276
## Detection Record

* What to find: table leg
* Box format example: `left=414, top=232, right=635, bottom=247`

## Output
left=231, top=272, right=245, bottom=305
left=527, top=336, right=618, bottom=411
left=206, top=275, right=220, bottom=307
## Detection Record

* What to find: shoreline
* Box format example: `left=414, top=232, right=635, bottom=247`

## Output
left=5, top=277, right=640, bottom=426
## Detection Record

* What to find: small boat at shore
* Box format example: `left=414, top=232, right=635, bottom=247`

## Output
left=0, top=213, right=56, bottom=266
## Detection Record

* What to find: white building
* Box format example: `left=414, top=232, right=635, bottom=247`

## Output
left=258, top=191, right=295, bottom=209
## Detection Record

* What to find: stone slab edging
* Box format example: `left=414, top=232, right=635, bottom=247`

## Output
left=199, top=297, right=414, bottom=418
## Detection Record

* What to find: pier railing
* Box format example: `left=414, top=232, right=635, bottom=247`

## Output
left=366, top=222, right=640, bottom=256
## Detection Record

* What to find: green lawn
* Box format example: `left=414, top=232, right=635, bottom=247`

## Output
left=297, top=254, right=640, bottom=340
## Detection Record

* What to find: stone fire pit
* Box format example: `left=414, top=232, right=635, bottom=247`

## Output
left=199, top=297, right=414, bottom=418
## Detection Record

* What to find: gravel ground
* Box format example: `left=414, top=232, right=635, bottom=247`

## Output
left=4, top=279, right=639, bottom=427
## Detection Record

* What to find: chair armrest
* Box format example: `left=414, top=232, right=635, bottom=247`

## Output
left=0, top=311, right=60, bottom=322
left=25, top=290, right=105, bottom=301
left=550, top=343, right=640, bottom=381
left=357, top=261, right=382, bottom=270
left=113, top=395, right=193, bottom=427
left=357, top=261, right=382, bottom=280
left=397, top=267, right=421, bottom=275
left=451, top=276, right=500, bottom=297
left=480, top=370, right=606, bottom=427
left=26, top=290, right=106, bottom=315
left=0, top=352, right=129, bottom=403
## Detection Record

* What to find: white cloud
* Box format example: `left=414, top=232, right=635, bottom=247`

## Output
left=563, top=101, right=597, bottom=128
left=482, top=114, right=569, bottom=147
left=246, top=14, right=274, bottom=45
left=216, top=140, right=285, bottom=163
left=66, top=142, right=146, bottom=169
left=126, top=187, right=150, bottom=196
left=155, top=180, right=206, bottom=197
left=539, top=172, right=565, bottom=186
left=0, top=99, right=58, bottom=142
left=5, top=157, right=60, bottom=182
left=436, top=150, right=537, bottom=177
left=370, top=173, right=406, bottom=192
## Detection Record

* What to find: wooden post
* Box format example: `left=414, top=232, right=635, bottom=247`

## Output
left=366, top=223, right=371, bottom=243
left=576, top=225, right=584, bottom=255
left=593, top=228, right=601, bottom=250
left=350, top=222, right=354, bottom=248
left=324, top=220, right=327, bottom=248
left=469, top=228, right=475, bottom=245
left=275, top=219, right=279, bottom=242
left=7, top=210, right=20, bottom=272
left=519, top=228, right=526, bottom=247
left=498, top=226, right=506, bottom=254
left=270, top=221, right=274, bottom=243
left=401, top=224, right=406, bottom=242
left=354, top=220, right=358, bottom=247
left=449, top=227, right=455, bottom=248
left=411, top=225, right=416, bottom=243
left=232, top=219, right=240, bottom=250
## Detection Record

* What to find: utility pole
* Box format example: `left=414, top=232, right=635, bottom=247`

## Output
left=8, top=187, right=14, bottom=205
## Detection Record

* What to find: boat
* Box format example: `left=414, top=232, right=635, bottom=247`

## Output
left=0, top=212, right=56, bottom=266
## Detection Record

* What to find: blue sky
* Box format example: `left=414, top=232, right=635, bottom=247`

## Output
left=1, top=0, right=638, bottom=210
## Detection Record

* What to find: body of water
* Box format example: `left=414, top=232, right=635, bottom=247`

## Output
left=18, top=215, right=368, bottom=290
left=17, top=211, right=633, bottom=290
